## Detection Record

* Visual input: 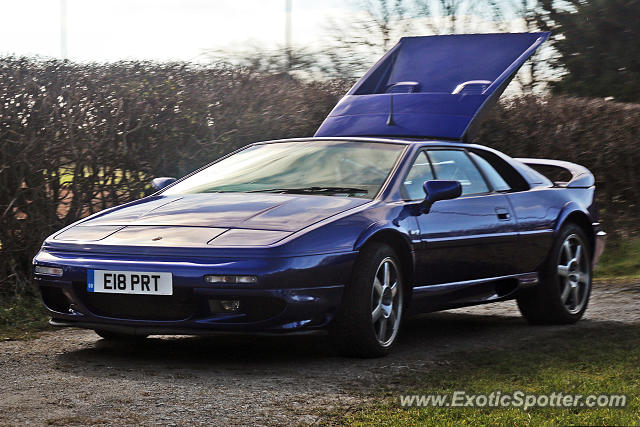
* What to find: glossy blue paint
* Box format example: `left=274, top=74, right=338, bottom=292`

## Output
left=32, top=33, right=602, bottom=339
left=33, top=137, right=601, bottom=335
left=516, top=158, right=595, bottom=188
left=315, top=33, right=549, bottom=141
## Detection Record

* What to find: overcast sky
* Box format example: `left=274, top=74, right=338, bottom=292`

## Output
left=0, top=0, right=355, bottom=62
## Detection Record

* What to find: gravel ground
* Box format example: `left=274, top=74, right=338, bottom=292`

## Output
left=1, top=281, right=638, bottom=426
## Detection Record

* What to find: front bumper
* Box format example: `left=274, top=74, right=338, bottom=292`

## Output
left=34, top=249, right=353, bottom=334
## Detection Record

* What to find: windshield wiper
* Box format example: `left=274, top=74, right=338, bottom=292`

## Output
left=247, top=186, right=369, bottom=195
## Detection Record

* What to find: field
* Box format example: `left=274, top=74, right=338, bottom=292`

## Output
left=323, top=321, right=640, bottom=426
left=596, top=239, right=640, bottom=279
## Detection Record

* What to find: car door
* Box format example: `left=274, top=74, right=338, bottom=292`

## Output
left=407, top=148, right=519, bottom=286
left=468, top=148, right=558, bottom=274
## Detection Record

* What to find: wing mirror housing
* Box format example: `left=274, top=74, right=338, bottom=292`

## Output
left=151, top=177, right=177, bottom=191
left=419, top=180, right=462, bottom=213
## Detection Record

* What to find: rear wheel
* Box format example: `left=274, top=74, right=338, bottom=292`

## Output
left=330, top=243, right=404, bottom=358
left=94, top=330, right=148, bottom=341
left=517, top=224, right=592, bottom=324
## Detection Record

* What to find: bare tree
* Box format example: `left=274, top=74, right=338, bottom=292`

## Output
left=322, top=0, right=531, bottom=79
left=320, top=0, right=418, bottom=78
left=413, top=0, right=489, bottom=34
left=502, top=0, right=563, bottom=94
left=327, top=0, right=413, bottom=55
left=511, top=0, right=545, bottom=93
left=201, top=43, right=327, bottom=78
left=200, top=0, right=549, bottom=87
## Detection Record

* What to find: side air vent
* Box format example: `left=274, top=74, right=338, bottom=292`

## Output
left=493, top=279, right=519, bottom=298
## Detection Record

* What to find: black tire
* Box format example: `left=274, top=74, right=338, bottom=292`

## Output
left=330, top=242, right=405, bottom=358
left=517, top=223, right=592, bottom=324
left=94, top=329, right=148, bottom=341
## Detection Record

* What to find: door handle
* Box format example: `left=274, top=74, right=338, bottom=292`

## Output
left=495, top=208, right=510, bottom=221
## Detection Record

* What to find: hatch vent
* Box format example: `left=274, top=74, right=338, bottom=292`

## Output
left=386, top=81, right=421, bottom=94
left=314, top=32, right=549, bottom=141
left=452, top=80, right=492, bottom=95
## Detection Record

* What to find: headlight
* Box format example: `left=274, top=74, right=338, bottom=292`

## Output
left=34, top=265, right=64, bottom=277
left=203, top=275, right=257, bottom=284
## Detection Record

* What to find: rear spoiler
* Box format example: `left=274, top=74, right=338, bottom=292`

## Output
left=516, top=158, right=595, bottom=188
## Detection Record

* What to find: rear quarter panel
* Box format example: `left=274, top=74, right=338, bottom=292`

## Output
left=506, top=185, right=597, bottom=272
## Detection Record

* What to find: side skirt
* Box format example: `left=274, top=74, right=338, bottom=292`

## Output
left=408, top=272, right=538, bottom=314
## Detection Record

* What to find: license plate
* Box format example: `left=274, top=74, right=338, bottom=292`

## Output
left=88, top=270, right=173, bottom=295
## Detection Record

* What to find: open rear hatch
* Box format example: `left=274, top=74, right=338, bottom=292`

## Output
left=315, top=32, right=549, bottom=141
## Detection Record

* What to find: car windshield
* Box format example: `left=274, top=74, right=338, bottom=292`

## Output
left=163, top=140, right=405, bottom=199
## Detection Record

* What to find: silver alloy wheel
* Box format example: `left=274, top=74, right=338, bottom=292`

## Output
left=370, top=257, right=403, bottom=347
left=557, top=233, right=590, bottom=314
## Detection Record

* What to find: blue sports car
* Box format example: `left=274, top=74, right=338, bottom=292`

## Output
left=33, top=33, right=605, bottom=357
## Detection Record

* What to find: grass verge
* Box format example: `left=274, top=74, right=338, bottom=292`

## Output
left=0, top=294, right=51, bottom=341
left=320, top=324, right=640, bottom=426
left=596, top=238, right=640, bottom=279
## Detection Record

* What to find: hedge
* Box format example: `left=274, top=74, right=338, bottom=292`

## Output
left=478, top=95, right=640, bottom=237
left=0, top=57, right=347, bottom=295
left=1, top=57, right=639, bottom=295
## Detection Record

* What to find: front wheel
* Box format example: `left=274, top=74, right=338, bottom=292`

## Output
left=517, top=224, right=592, bottom=324
left=330, top=243, right=404, bottom=358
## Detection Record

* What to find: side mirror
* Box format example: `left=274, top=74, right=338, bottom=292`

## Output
left=420, top=180, right=462, bottom=213
left=151, top=177, right=177, bottom=191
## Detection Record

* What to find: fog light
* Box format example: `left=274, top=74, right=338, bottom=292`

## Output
left=34, top=265, right=63, bottom=277
left=220, top=300, right=241, bottom=312
left=208, top=299, right=242, bottom=313
left=204, top=275, right=257, bottom=284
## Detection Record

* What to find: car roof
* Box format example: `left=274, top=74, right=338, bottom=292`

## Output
left=253, top=136, right=490, bottom=150
left=253, top=137, right=549, bottom=189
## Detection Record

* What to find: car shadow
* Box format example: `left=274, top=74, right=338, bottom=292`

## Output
left=53, top=307, right=620, bottom=387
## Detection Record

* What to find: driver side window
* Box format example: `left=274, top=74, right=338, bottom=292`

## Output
left=402, top=149, right=490, bottom=200
left=403, top=152, right=435, bottom=200
left=428, top=150, right=489, bottom=195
